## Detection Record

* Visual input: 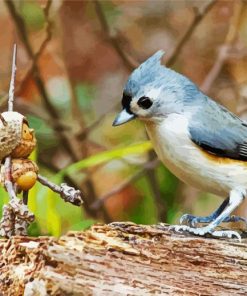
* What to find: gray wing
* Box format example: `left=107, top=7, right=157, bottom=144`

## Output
left=189, top=99, right=247, bottom=161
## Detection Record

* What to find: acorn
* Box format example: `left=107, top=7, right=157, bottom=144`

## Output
left=16, top=171, right=37, bottom=191
left=0, top=159, right=39, bottom=191
left=11, top=122, right=36, bottom=158
left=0, top=111, right=36, bottom=160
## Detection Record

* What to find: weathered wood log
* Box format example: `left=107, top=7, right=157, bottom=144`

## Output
left=0, top=222, right=247, bottom=295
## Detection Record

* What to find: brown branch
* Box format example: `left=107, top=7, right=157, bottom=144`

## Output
left=94, top=0, right=139, bottom=71
left=5, top=0, right=80, bottom=162
left=166, top=0, right=216, bottom=67
left=0, top=0, right=53, bottom=108
left=17, top=0, right=53, bottom=96
left=5, top=0, right=110, bottom=221
left=1, top=223, right=247, bottom=295
left=95, top=0, right=216, bottom=71
left=200, top=0, right=243, bottom=93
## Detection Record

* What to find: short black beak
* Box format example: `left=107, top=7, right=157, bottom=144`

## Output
left=112, top=109, right=136, bottom=126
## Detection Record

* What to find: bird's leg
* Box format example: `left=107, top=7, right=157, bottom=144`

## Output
left=170, top=187, right=246, bottom=240
left=23, top=190, right=29, bottom=205
left=180, top=196, right=247, bottom=227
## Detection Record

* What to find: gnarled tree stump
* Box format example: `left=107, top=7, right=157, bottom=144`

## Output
left=0, top=222, right=247, bottom=295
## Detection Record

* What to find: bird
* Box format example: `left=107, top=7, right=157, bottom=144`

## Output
left=113, top=50, right=247, bottom=240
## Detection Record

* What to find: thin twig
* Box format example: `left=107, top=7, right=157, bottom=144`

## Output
left=8, top=43, right=17, bottom=111
left=94, top=0, right=139, bottom=71
left=17, top=0, right=53, bottom=96
left=37, top=174, right=83, bottom=206
left=200, top=0, right=243, bottom=93
left=5, top=0, right=80, bottom=161
left=166, top=0, right=216, bottom=67
left=5, top=1, right=104, bottom=220
left=0, top=0, right=53, bottom=108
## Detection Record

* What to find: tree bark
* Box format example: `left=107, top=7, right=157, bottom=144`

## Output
left=0, top=222, right=247, bottom=295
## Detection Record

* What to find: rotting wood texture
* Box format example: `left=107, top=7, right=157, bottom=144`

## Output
left=0, top=222, right=247, bottom=295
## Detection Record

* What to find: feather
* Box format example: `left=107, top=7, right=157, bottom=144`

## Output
left=189, top=98, right=247, bottom=161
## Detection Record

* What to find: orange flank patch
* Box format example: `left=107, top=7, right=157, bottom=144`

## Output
left=198, top=146, right=247, bottom=166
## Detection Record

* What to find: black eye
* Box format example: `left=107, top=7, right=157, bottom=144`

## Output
left=137, top=96, right=153, bottom=109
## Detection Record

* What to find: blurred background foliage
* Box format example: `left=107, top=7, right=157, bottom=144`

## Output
left=1, top=0, right=247, bottom=236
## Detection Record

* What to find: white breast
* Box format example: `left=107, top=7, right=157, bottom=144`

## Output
left=145, top=114, right=247, bottom=196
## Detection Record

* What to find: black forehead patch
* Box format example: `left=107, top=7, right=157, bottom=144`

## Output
left=121, top=93, right=133, bottom=114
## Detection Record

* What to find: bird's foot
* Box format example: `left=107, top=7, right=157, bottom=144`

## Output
left=180, top=213, right=247, bottom=227
left=169, top=224, right=241, bottom=241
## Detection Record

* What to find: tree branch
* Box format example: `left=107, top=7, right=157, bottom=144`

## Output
left=5, top=0, right=110, bottom=221
left=8, top=43, right=17, bottom=111
left=1, top=223, right=247, bottom=295
left=37, top=174, right=83, bottom=206
left=94, top=0, right=139, bottom=71
left=17, top=0, right=53, bottom=96
left=5, top=0, right=80, bottom=162
left=200, top=0, right=243, bottom=93
left=166, top=0, right=216, bottom=67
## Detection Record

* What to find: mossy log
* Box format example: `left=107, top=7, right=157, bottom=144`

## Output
left=0, top=222, right=247, bottom=295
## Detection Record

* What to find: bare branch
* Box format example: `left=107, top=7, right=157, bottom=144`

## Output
left=5, top=0, right=80, bottom=161
left=5, top=2, right=104, bottom=221
left=167, top=0, right=216, bottom=67
left=0, top=0, right=53, bottom=108
left=94, top=0, right=139, bottom=71
left=8, top=43, right=17, bottom=111
left=37, top=174, right=83, bottom=206
left=200, top=0, right=243, bottom=93
left=17, top=0, right=53, bottom=96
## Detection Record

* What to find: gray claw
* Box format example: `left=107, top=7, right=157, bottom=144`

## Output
left=212, top=230, right=241, bottom=241
left=179, top=214, right=197, bottom=227
left=169, top=224, right=241, bottom=241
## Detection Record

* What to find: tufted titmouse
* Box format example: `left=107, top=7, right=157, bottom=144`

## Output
left=113, top=51, right=247, bottom=240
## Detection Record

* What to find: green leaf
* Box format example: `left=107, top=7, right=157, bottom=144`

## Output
left=58, top=141, right=153, bottom=177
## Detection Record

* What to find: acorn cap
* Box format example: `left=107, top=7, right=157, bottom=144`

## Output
left=0, top=111, right=25, bottom=160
